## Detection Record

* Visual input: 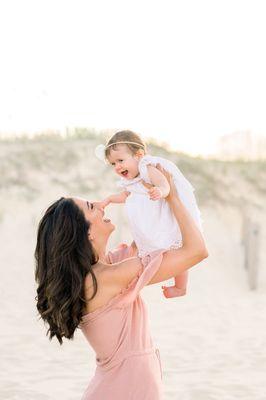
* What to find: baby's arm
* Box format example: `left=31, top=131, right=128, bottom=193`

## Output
left=100, top=191, right=130, bottom=208
left=147, top=165, right=170, bottom=200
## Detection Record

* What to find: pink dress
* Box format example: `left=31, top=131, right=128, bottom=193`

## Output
left=79, top=244, right=164, bottom=399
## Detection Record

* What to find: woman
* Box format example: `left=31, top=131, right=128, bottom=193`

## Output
left=35, top=167, right=208, bottom=399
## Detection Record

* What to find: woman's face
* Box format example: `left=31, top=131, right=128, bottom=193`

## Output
left=73, top=197, right=115, bottom=238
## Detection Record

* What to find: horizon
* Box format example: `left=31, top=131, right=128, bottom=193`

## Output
left=1, top=127, right=266, bottom=160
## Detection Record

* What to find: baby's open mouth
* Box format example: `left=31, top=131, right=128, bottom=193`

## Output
left=103, top=218, right=111, bottom=223
left=121, top=170, right=128, bottom=177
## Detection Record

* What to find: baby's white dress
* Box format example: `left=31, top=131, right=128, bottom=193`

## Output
left=118, top=155, right=202, bottom=258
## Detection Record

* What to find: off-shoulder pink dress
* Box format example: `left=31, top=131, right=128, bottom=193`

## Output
left=79, top=244, right=164, bottom=399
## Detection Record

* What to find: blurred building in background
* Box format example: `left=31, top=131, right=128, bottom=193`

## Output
left=217, top=131, right=266, bottom=160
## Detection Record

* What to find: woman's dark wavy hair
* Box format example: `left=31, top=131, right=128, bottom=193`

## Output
left=35, top=197, right=98, bottom=345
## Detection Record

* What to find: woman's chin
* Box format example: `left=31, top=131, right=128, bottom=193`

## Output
left=104, top=220, right=115, bottom=232
left=110, top=223, right=115, bottom=232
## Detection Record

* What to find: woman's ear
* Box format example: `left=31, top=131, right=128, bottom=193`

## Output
left=88, top=231, right=94, bottom=241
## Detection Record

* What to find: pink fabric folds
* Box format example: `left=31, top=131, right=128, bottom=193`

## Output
left=79, top=244, right=165, bottom=399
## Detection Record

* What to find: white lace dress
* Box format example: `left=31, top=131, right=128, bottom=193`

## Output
left=118, top=155, right=202, bottom=258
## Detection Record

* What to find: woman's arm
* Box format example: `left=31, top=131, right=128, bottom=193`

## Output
left=111, top=167, right=207, bottom=288
left=111, top=199, right=207, bottom=289
left=147, top=169, right=208, bottom=284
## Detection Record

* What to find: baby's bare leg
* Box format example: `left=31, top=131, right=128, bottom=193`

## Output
left=161, top=272, right=188, bottom=298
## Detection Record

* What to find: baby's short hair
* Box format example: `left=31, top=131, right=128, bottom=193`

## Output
left=105, top=130, right=146, bottom=158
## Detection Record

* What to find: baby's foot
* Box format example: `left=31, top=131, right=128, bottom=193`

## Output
left=161, top=285, right=186, bottom=298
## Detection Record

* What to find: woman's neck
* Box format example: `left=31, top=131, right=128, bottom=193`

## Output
left=98, top=249, right=108, bottom=264
left=93, top=238, right=109, bottom=264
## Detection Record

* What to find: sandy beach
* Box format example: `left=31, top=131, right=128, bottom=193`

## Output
left=1, top=137, right=266, bottom=399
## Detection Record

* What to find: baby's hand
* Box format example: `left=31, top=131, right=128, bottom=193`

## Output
left=148, top=186, right=163, bottom=201
left=94, top=199, right=109, bottom=209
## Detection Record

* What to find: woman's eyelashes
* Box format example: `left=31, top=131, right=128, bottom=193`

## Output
left=86, top=201, right=94, bottom=210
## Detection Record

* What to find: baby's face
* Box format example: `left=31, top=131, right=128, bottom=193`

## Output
left=107, top=145, right=140, bottom=179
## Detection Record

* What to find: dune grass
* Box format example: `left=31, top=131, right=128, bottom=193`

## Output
left=1, top=130, right=265, bottom=210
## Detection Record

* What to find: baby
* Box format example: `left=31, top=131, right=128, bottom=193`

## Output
left=95, top=130, right=203, bottom=298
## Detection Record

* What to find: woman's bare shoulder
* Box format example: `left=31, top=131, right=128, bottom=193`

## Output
left=83, top=258, right=142, bottom=314
left=106, top=256, right=142, bottom=287
left=83, top=263, right=118, bottom=314
left=85, top=257, right=141, bottom=285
